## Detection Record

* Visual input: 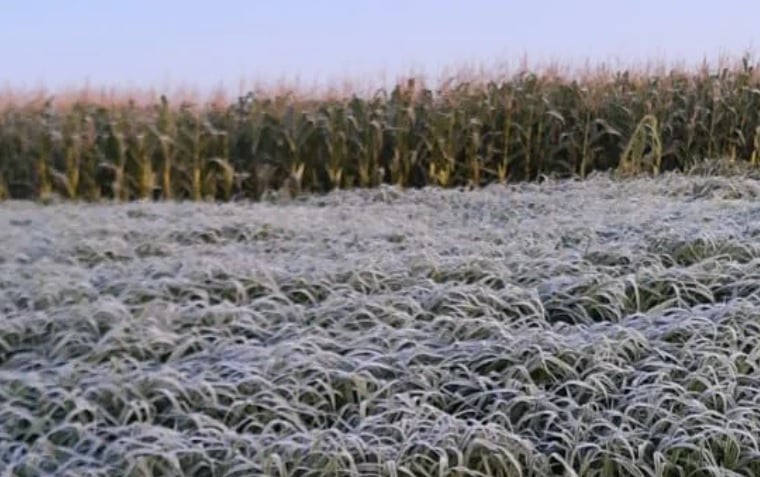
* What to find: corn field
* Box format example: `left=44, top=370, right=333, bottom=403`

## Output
left=4, top=57, right=760, bottom=201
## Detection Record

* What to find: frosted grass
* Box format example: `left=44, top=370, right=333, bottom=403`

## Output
left=4, top=173, right=760, bottom=475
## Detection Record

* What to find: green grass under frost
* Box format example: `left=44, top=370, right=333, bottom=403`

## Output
left=4, top=173, right=760, bottom=475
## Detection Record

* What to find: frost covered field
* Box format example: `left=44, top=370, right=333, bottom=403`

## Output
left=6, top=174, right=760, bottom=476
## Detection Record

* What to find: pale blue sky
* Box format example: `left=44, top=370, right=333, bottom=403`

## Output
left=1, top=0, right=759, bottom=92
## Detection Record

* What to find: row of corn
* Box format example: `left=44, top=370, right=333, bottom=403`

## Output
left=2, top=59, right=760, bottom=201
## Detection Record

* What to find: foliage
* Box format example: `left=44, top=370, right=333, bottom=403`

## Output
left=4, top=174, right=760, bottom=475
left=4, top=57, right=760, bottom=201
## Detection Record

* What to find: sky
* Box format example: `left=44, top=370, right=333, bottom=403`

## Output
left=1, top=0, right=759, bottom=93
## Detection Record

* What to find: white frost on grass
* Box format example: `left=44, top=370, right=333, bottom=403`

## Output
left=3, top=173, right=760, bottom=474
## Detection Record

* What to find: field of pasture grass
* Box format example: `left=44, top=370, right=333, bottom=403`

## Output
left=6, top=172, right=760, bottom=475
